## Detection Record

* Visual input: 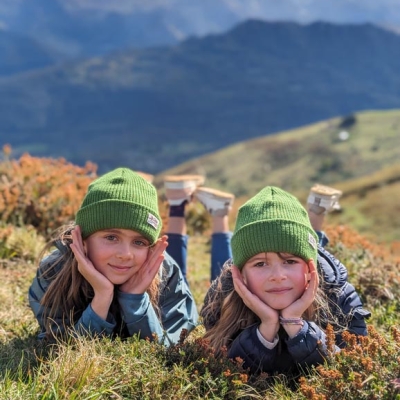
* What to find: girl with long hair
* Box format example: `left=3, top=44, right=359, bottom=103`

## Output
left=29, top=168, right=198, bottom=344
left=201, top=186, right=370, bottom=375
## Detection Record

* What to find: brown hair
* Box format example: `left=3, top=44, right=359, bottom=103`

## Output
left=201, top=260, right=344, bottom=355
left=39, top=222, right=161, bottom=339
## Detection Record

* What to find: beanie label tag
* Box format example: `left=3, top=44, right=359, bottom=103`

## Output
left=147, top=213, right=160, bottom=230
left=308, top=233, right=317, bottom=250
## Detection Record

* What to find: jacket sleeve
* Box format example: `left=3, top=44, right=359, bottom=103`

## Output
left=117, top=252, right=198, bottom=345
left=28, top=251, right=116, bottom=339
left=228, top=325, right=279, bottom=374
left=317, top=246, right=371, bottom=345
left=228, top=322, right=333, bottom=375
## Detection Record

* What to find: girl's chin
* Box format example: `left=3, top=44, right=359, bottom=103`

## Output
left=106, top=277, right=130, bottom=285
left=264, top=302, right=292, bottom=311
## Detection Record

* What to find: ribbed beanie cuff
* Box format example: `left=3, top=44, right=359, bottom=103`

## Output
left=231, top=186, right=318, bottom=268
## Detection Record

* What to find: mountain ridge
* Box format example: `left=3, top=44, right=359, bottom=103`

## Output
left=2, top=20, right=400, bottom=173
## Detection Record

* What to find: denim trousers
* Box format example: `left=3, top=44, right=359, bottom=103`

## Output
left=166, top=232, right=232, bottom=282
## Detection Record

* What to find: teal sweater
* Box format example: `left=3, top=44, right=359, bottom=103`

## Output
left=29, top=244, right=198, bottom=345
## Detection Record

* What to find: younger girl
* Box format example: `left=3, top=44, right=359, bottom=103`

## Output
left=29, top=168, right=198, bottom=344
left=201, top=186, right=370, bottom=375
left=163, top=175, right=339, bottom=282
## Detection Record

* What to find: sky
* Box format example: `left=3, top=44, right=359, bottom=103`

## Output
left=2, top=0, right=400, bottom=32
left=63, top=0, right=400, bottom=32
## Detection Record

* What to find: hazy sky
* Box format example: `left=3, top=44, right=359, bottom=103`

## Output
left=62, top=0, right=400, bottom=28
left=2, top=0, right=400, bottom=26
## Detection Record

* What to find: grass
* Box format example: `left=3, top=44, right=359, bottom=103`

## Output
left=1, top=221, right=400, bottom=399
left=1, top=131, right=400, bottom=397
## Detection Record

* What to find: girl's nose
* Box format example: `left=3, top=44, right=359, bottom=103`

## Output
left=268, top=263, right=286, bottom=281
left=116, top=243, right=134, bottom=259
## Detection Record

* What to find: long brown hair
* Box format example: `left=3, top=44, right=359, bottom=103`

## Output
left=201, top=260, right=343, bottom=355
left=39, top=222, right=161, bottom=338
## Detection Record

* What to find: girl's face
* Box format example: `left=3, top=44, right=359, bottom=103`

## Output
left=84, top=228, right=151, bottom=285
left=241, top=252, right=309, bottom=310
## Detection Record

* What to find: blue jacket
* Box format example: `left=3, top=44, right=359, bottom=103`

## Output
left=201, top=246, right=370, bottom=375
left=29, top=242, right=198, bottom=345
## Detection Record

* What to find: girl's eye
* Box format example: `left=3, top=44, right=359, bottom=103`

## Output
left=105, top=235, right=118, bottom=241
left=254, top=261, right=266, bottom=268
left=285, top=259, right=299, bottom=265
left=133, top=239, right=150, bottom=247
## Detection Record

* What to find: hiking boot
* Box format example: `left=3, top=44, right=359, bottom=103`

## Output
left=164, top=174, right=205, bottom=206
left=194, top=187, right=235, bottom=217
left=307, top=184, right=343, bottom=215
left=136, top=171, right=154, bottom=183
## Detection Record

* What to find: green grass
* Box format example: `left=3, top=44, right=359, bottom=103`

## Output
left=1, top=222, right=400, bottom=399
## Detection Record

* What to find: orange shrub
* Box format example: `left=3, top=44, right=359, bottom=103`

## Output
left=0, top=152, right=97, bottom=237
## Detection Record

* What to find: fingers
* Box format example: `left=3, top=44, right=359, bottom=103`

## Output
left=231, top=265, right=247, bottom=297
left=126, top=236, right=168, bottom=293
left=232, top=265, right=279, bottom=324
left=307, top=259, right=319, bottom=292
left=232, top=265, right=260, bottom=308
left=150, top=235, right=168, bottom=258
left=300, top=259, right=319, bottom=305
left=145, top=236, right=168, bottom=269
left=70, top=225, right=87, bottom=262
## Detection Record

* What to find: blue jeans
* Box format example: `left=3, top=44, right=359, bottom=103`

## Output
left=167, top=230, right=327, bottom=282
left=167, top=232, right=232, bottom=282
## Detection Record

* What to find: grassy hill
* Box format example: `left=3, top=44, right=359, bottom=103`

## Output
left=156, top=109, right=400, bottom=243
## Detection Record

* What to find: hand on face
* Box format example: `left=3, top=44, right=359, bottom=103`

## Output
left=70, top=225, right=114, bottom=297
left=280, top=259, right=319, bottom=319
left=232, top=265, right=279, bottom=326
left=119, top=235, right=168, bottom=294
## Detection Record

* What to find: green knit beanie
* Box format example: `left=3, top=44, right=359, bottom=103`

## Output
left=76, top=168, right=161, bottom=243
left=231, top=186, right=318, bottom=268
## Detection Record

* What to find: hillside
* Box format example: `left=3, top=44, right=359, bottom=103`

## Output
left=156, top=109, right=400, bottom=243
left=2, top=21, right=400, bottom=173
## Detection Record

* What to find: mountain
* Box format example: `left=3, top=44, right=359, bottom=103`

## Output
left=0, top=0, right=181, bottom=57
left=2, top=20, right=400, bottom=173
left=2, top=0, right=400, bottom=58
left=0, top=30, right=63, bottom=76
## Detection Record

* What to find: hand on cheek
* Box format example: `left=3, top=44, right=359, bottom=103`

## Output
left=280, top=259, right=319, bottom=337
left=232, top=266, right=280, bottom=342
left=70, top=226, right=114, bottom=320
left=119, top=235, right=168, bottom=294
left=70, top=226, right=114, bottom=295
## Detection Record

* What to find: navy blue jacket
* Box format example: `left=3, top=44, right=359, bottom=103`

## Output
left=201, top=246, right=370, bottom=375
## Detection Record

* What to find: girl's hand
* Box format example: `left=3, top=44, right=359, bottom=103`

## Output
left=70, top=226, right=114, bottom=295
left=119, top=235, right=168, bottom=294
left=70, top=226, right=114, bottom=319
left=232, top=265, right=280, bottom=342
left=280, top=259, right=319, bottom=319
